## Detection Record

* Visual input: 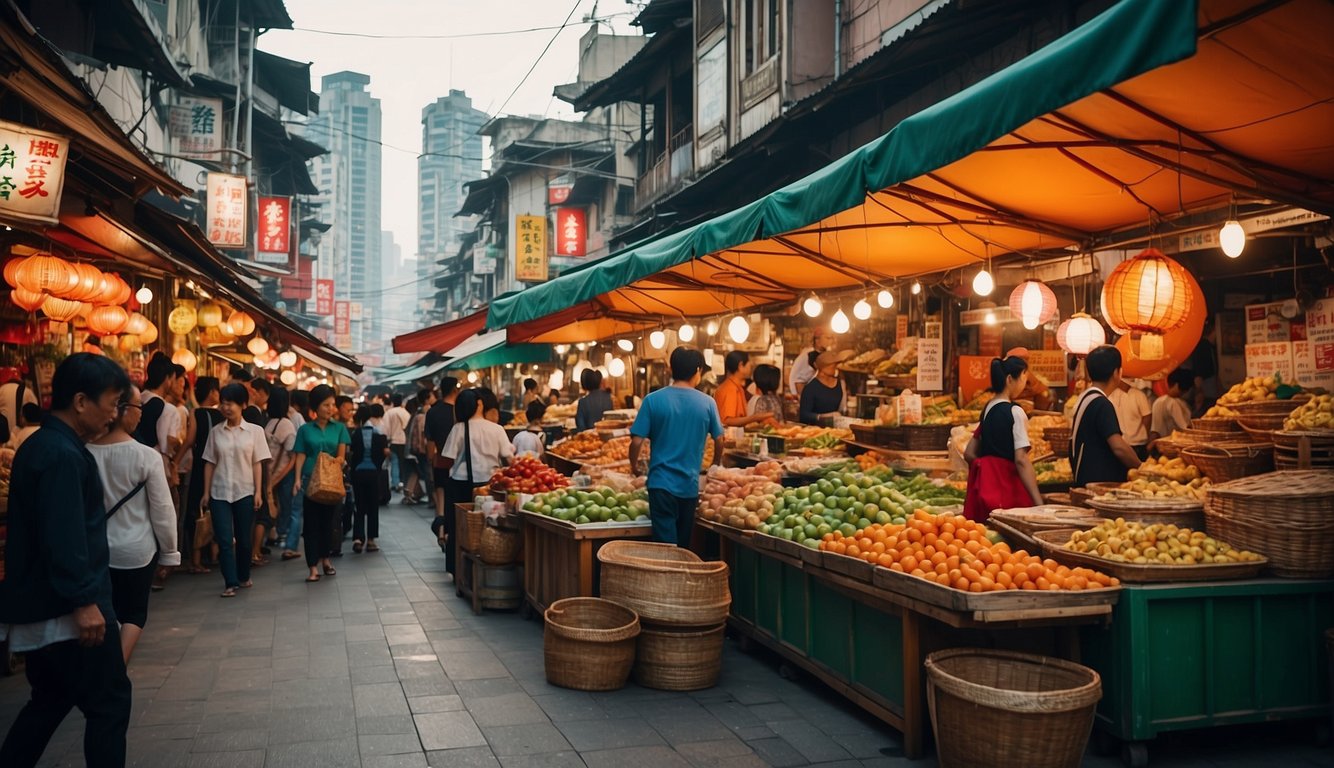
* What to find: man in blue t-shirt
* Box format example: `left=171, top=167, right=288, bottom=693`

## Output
left=630, top=347, right=725, bottom=547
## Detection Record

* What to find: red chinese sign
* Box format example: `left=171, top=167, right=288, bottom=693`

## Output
left=206, top=172, right=247, bottom=248
left=547, top=175, right=572, bottom=205
left=257, top=196, right=290, bottom=263
left=555, top=207, right=586, bottom=257
left=0, top=121, right=69, bottom=224
left=315, top=279, right=334, bottom=315
left=334, top=301, right=350, bottom=336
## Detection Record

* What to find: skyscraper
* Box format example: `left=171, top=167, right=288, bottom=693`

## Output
left=306, top=71, right=383, bottom=352
left=417, top=90, right=487, bottom=319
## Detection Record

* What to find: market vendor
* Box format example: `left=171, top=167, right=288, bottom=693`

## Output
left=1071, top=345, right=1142, bottom=486
left=1004, top=347, right=1053, bottom=411
left=798, top=350, right=852, bottom=425
left=789, top=328, right=832, bottom=395
left=716, top=351, right=773, bottom=428
left=962, top=356, right=1044, bottom=521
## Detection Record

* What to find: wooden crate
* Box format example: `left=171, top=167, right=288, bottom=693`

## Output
left=518, top=509, right=653, bottom=616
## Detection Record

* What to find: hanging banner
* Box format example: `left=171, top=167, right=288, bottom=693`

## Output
left=206, top=172, right=247, bottom=248
left=334, top=301, right=350, bottom=336
left=547, top=175, right=573, bottom=205
left=555, top=207, right=587, bottom=257
left=917, top=321, right=943, bottom=391
left=0, top=121, right=70, bottom=224
left=895, top=315, right=909, bottom=344
left=170, top=96, right=223, bottom=160
left=315, top=279, right=335, bottom=315
left=1179, top=209, right=1328, bottom=253
left=514, top=214, right=548, bottom=282
left=256, top=196, right=291, bottom=264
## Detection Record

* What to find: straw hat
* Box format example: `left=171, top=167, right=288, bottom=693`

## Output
left=814, top=350, right=854, bottom=368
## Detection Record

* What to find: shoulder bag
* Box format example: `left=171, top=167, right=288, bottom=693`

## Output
left=306, top=451, right=346, bottom=505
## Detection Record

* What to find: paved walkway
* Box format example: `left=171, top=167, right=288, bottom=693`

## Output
left=0, top=504, right=1330, bottom=768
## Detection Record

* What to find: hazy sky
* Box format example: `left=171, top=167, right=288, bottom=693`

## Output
left=260, top=0, right=640, bottom=261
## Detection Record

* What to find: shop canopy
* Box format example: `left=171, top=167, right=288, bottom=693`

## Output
left=433, top=329, right=551, bottom=372
left=393, top=303, right=658, bottom=350
left=487, top=0, right=1334, bottom=333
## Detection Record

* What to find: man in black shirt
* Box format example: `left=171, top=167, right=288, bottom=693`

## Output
left=426, top=376, right=459, bottom=520
left=243, top=377, right=269, bottom=426
left=1071, top=345, right=1143, bottom=486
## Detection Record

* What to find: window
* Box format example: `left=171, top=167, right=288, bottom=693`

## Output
left=743, top=0, right=780, bottom=74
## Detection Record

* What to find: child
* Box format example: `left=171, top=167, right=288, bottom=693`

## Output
left=1149, top=368, right=1194, bottom=452
left=513, top=400, right=547, bottom=457
left=747, top=364, right=784, bottom=425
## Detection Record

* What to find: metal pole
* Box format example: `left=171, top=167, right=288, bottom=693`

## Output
left=245, top=22, right=256, bottom=182
left=229, top=1, right=241, bottom=173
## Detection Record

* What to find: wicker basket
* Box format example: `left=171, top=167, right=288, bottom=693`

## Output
left=1204, top=470, right=1334, bottom=578
left=1069, top=482, right=1121, bottom=508
left=1234, top=398, right=1310, bottom=434
left=543, top=597, right=640, bottom=691
left=479, top=524, right=521, bottom=565
left=925, top=648, right=1100, bottom=768
left=1084, top=495, right=1204, bottom=529
left=903, top=424, right=953, bottom=452
left=598, top=541, right=731, bottom=628
left=1180, top=443, right=1274, bottom=483
left=633, top=623, right=725, bottom=691
left=462, top=508, right=485, bottom=553
left=1043, top=427, right=1072, bottom=458
left=1191, top=417, right=1242, bottom=433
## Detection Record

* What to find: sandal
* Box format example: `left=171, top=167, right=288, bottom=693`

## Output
left=239, top=580, right=253, bottom=589
left=251, top=556, right=268, bottom=567
left=305, top=574, right=321, bottom=583
left=281, top=551, right=301, bottom=561
left=322, top=564, right=336, bottom=576
left=353, top=540, right=364, bottom=553
left=220, top=587, right=237, bottom=598
left=188, top=566, right=211, bottom=575
left=366, top=542, right=379, bottom=552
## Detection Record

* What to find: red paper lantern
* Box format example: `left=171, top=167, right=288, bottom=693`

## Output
left=15, top=254, right=75, bottom=295
left=1008, top=280, right=1059, bottom=330
left=87, top=305, right=131, bottom=335
left=41, top=295, right=84, bottom=321
left=10, top=288, right=47, bottom=311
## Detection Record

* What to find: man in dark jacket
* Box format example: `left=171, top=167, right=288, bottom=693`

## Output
left=0, top=353, right=132, bottom=768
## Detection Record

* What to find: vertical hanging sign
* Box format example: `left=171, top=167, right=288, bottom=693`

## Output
left=206, top=172, right=248, bottom=248
left=917, top=321, right=943, bottom=391
left=514, top=214, right=548, bottom=282
left=170, top=96, right=223, bottom=159
left=547, top=175, right=573, bottom=205
left=315, top=279, right=335, bottom=315
left=555, top=207, right=587, bottom=257
left=256, top=196, right=291, bottom=263
left=0, top=121, right=70, bottom=224
left=334, top=301, right=351, bottom=350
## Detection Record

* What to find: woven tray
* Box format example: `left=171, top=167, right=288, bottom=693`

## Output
left=1084, top=493, right=1204, bottom=529
left=988, top=506, right=1109, bottom=536
left=1069, top=482, right=1122, bottom=508
left=1032, top=529, right=1268, bottom=583
left=1180, top=443, right=1274, bottom=483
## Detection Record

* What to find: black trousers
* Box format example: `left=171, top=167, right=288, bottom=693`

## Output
left=352, top=469, right=380, bottom=541
left=0, top=621, right=132, bottom=768
left=443, top=478, right=483, bottom=576
left=303, top=497, right=337, bottom=568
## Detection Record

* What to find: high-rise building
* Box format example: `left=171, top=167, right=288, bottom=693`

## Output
left=306, top=71, right=383, bottom=353
left=417, top=90, right=487, bottom=319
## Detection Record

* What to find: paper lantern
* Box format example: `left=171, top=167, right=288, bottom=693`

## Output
left=119, top=335, right=143, bottom=353
left=138, top=321, right=159, bottom=345
left=86, top=305, right=131, bottom=335
left=10, top=288, right=46, bottom=311
left=124, top=312, right=150, bottom=336
left=197, top=302, right=223, bottom=328
left=280, top=369, right=296, bottom=386
left=1056, top=313, right=1107, bottom=356
left=278, top=350, right=298, bottom=367
left=648, top=330, right=666, bottom=350
left=802, top=295, right=823, bottom=318
left=877, top=289, right=894, bottom=309
left=677, top=324, right=695, bottom=342
left=102, top=274, right=132, bottom=306
left=608, top=357, right=626, bottom=377
left=1101, top=249, right=1191, bottom=336
left=227, top=310, right=255, bottom=336
left=853, top=299, right=872, bottom=321
left=3, top=258, right=24, bottom=288
left=246, top=336, right=269, bottom=356
left=830, top=308, right=850, bottom=334
left=167, top=305, right=197, bottom=334
left=728, top=314, right=750, bottom=343
left=1115, top=269, right=1206, bottom=381
left=15, top=254, right=74, bottom=295
left=41, top=295, right=84, bottom=321
left=1009, top=280, right=1058, bottom=330
left=135, top=286, right=153, bottom=304
left=172, top=347, right=197, bottom=372
left=64, top=263, right=106, bottom=302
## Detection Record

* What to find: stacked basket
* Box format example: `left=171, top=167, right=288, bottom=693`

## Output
left=1204, top=470, right=1334, bottom=578
left=544, top=597, right=640, bottom=691
left=598, top=541, right=731, bottom=691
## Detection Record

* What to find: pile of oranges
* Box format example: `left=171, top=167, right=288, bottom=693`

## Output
left=820, top=510, right=1118, bottom=592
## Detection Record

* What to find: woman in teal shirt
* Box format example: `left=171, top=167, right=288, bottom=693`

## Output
left=290, top=385, right=349, bottom=583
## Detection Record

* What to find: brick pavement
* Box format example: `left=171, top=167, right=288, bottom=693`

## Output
left=0, top=504, right=1330, bottom=768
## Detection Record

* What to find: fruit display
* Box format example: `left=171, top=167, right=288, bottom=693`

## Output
left=761, top=424, right=852, bottom=450
left=920, top=396, right=980, bottom=426
left=697, top=462, right=785, bottom=529
left=583, top=436, right=632, bottom=466
left=758, top=472, right=965, bottom=543
left=874, top=341, right=918, bottom=377
left=1216, top=375, right=1292, bottom=405
left=1107, top=475, right=1210, bottom=501
left=821, top=511, right=1118, bottom=591
left=1061, top=519, right=1262, bottom=565
left=1026, top=414, right=1067, bottom=459
left=489, top=456, right=570, bottom=494
left=522, top=485, right=649, bottom=524
left=1033, top=458, right=1072, bottom=485
left=549, top=431, right=604, bottom=459
left=1284, top=393, right=1334, bottom=431
left=1204, top=404, right=1239, bottom=419
left=545, top=403, right=578, bottom=420
left=1128, top=456, right=1200, bottom=483
left=840, top=348, right=889, bottom=372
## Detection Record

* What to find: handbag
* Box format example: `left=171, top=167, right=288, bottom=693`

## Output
left=378, top=468, right=391, bottom=505
left=193, top=507, right=213, bottom=550
left=305, top=452, right=345, bottom=505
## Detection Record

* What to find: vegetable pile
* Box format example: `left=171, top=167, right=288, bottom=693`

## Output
left=489, top=456, right=570, bottom=495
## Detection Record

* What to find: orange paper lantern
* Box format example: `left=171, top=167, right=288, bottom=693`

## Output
left=1008, top=281, right=1058, bottom=330
left=65, top=263, right=106, bottom=302
left=119, top=335, right=143, bottom=353
left=172, top=347, right=197, bottom=372
left=124, top=312, right=151, bottom=336
left=15, top=254, right=74, bottom=295
left=41, top=295, right=84, bottom=321
left=1101, top=249, right=1192, bottom=336
left=101, top=274, right=132, bottom=306
left=197, top=302, right=223, bottom=328
left=10, top=288, right=47, bottom=311
left=1115, top=268, right=1206, bottom=381
left=138, top=321, right=159, bottom=345
left=3, top=258, right=24, bottom=288
left=227, top=310, right=256, bottom=337
left=86, top=305, right=131, bottom=335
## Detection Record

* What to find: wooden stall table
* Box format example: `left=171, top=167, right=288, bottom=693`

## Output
left=518, top=509, right=653, bottom=618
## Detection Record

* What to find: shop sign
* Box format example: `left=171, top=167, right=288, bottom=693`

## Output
left=917, top=321, right=943, bottom=391
left=1244, top=340, right=1294, bottom=380
left=958, top=356, right=992, bottom=401
left=170, top=96, right=223, bottom=160
left=1294, top=340, right=1334, bottom=391
left=315, top=279, right=334, bottom=315
left=206, top=172, right=247, bottom=248
left=350, top=302, right=363, bottom=322
left=555, top=207, right=586, bottom=257
left=1027, top=349, right=1069, bottom=387
left=256, top=196, right=291, bottom=264
left=960, top=306, right=1014, bottom=326
left=1305, top=297, right=1334, bottom=372
left=334, top=301, right=350, bottom=336
left=1179, top=209, right=1329, bottom=253
left=1245, top=301, right=1296, bottom=344
left=472, top=243, right=496, bottom=275
left=895, top=314, right=909, bottom=343
left=547, top=176, right=573, bottom=205
left=0, top=121, right=70, bottom=224
left=514, top=214, right=548, bottom=282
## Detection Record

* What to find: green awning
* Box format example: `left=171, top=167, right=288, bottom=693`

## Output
left=486, top=0, right=1200, bottom=330
left=445, top=343, right=552, bottom=372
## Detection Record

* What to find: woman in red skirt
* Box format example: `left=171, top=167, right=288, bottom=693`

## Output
left=963, top=356, right=1044, bottom=522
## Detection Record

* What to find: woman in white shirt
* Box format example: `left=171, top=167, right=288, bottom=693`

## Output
left=202, top=383, right=271, bottom=598
left=440, top=387, right=514, bottom=577
left=89, top=386, right=180, bottom=662
left=265, top=387, right=300, bottom=561
left=512, top=400, right=547, bottom=458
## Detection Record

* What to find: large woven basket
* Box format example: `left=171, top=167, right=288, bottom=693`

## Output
left=463, top=508, right=485, bottom=553
left=925, top=648, right=1100, bottom=768
left=633, top=622, right=725, bottom=691
left=1085, top=495, right=1204, bottom=529
left=903, top=424, right=953, bottom=452
left=1204, top=470, right=1334, bottom=578
left=1234, top=397, right=1310, bottom=434
left=479, top=524, right=521, bottom=565
left=543, top=597, right=639, bottom=691
left=1043, top=426, right=1071, bottom=458
left=1180, top=443, right=1274, bottom=484
left=1069, top=482, right=1121, bottom=508
left=598, top=541, right=731, bottom=628
left=1191, top=417, right=1242, bottom=433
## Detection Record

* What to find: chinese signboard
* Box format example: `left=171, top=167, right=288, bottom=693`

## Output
left=350, top=302, right=363, bottom=322
left=1245, top=341, right=1294, bottom=380
left=547, top=176, right=572, bottom=205
left=315, top=279, right=334, bottom=315
left=917, top=322, right=943, bottom=391
left=555, top=207, right=586, bottom=257
left=472, top=243, right=496, bottom=275
left=958, top=356, right=992, bottom=401
left=257, top=196, right=290, bottom=264
left=1245, top=301, right=1295, bottom=344
left=1027, top=349, right=1069, bottom=387
left=514, top=215, right=548, bottom=282
left=334, top=301, right=350, bottom=336
left=0, top=121, right=69, bottom=224
left=169, top=96, right=223, bottom=160
left=1305, top=297, right=1334, bottom=373
left=206, top=172, right=247, bottom=248
left=895, top=315, right=908, bottom=344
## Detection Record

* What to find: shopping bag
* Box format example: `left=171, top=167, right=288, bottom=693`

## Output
left=305, top=453, right=345, bottom=505
left=193, top=508, right=214, bottom=551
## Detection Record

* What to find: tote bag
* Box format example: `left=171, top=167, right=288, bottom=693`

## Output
left=306, top=452, right=345, bottom=505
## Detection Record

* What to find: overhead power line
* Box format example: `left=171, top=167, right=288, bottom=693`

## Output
left=290, top=13, right=632, bottom=40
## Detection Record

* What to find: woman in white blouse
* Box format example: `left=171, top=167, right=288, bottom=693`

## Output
left=440, top=387, right=514, bottom=578
left=202, top=383, right=271, bottom=598
left=89, top=386, right=180, bottom=663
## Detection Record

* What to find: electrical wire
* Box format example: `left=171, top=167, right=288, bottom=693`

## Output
left=491, top=0, right=585, bottom=120
left=289, top=14, right=633, bottom=40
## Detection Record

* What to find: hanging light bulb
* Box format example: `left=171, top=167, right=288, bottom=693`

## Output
left=727, top=315, right=750, bottom=343
left=876, top=289, right=894, bottom=309
left=972, top=267, right=994, bottom=296
left=802, top=294, right=823, bottom=318
left=616, top=338, right=634, bottom=352
left=910, top=280, right=922, bottom=295
left=466, top=371, right=479, bottom=384
left=984, top=310, right=997, bottom=326
left=678, top=323, right=695, bottom=342
left=135, top=285, right=153, bottom=304
left=280, top=370, right=297, bottom=386
left=648, top=330, right=666, bottom=349
left=831, top=308, right=851, bottom=334
left=608, top=357, right=626, bottom=377
left=852, top=298, right=872, bottom=321
left=554, top=344, right=569, bottom=355
left=705, top=319, right=719, bottom=336
left=1219, top=220, right=1245, bottom=258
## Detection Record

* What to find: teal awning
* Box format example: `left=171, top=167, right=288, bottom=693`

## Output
left=445, top=343, right=552, bottom=372
left=486, top=0, right=1202, bottom=330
